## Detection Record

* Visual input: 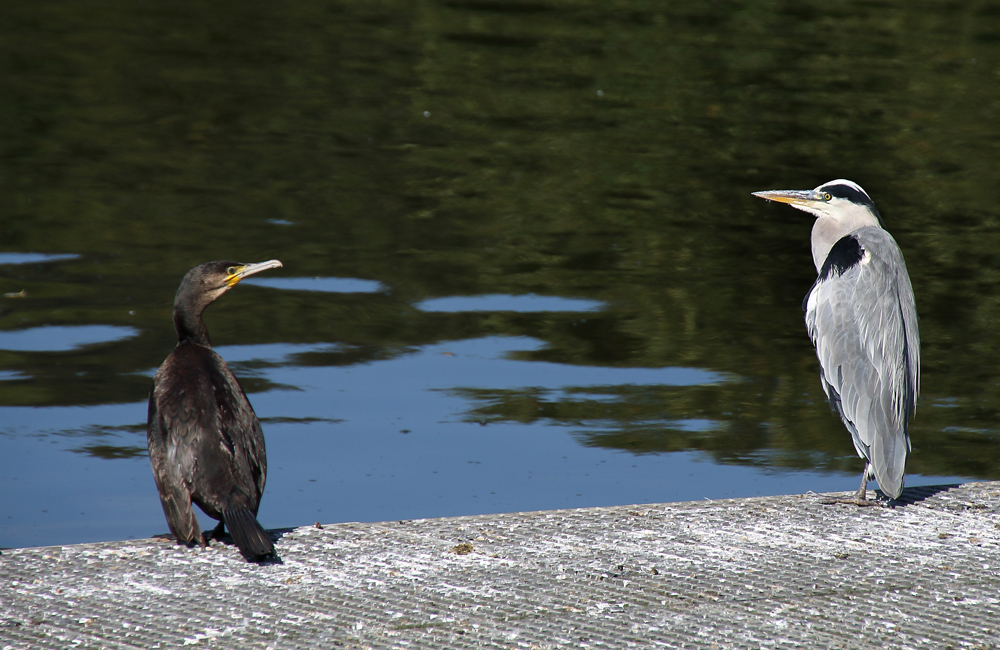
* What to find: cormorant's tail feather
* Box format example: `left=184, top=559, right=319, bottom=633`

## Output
left=222, top=509, right=275, bottom=560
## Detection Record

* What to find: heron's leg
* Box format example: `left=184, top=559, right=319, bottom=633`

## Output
left=819, top=464, right=879, bottom=506
left=853, top=466, right=870, bottom=504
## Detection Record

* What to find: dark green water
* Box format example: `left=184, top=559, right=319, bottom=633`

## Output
left=2, top=0, right=1000, bottom=547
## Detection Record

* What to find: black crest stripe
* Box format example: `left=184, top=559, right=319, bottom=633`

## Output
left=822, top=184, right=872, bottom=205
left=820, top=182, right=884, bottom=226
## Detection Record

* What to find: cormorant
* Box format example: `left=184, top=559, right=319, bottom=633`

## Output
left=147, top=260, right=282, bottom=559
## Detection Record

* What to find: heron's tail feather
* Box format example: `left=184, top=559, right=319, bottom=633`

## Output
left=222, top=508, right=275, bottom=560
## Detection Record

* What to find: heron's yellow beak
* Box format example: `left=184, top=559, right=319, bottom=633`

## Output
left=751, top=189, right=823, bottom=209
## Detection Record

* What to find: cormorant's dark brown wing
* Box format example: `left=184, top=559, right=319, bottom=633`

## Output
left=147, top=379, right=204, bottom=545
left=147, top=341, right=272, bottom=557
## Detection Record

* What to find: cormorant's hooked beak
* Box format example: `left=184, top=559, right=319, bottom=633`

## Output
left=751, top=189, right=825, bottom=210
left=225, top=259, right=283, bottom=287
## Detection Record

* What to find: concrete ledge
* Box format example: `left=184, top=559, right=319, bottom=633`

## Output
left=2, top=482, right=999, bottom=648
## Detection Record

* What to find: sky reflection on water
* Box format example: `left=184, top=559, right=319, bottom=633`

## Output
left=416, top=294, right=605, bottom=313
left=0, top=253, right=80, bottom=266
left=243, top=277, right=386, bottom=294
left=0, top=334, right=972, bottom=548
left=0, top=325, right=139, bottom=352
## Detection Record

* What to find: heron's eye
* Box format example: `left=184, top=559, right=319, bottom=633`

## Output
left=823, top=192, right=832, bottom=201
left=226, top=266, right=237, bottom=276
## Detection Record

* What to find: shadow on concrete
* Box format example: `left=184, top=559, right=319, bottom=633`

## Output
left=887, top=483, right=962, bottom=507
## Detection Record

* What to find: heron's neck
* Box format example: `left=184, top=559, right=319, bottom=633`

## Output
left=811, top=213, right=881, bottom=273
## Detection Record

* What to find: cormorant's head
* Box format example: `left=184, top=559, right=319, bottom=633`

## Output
left=751, top=179, right=883, bottom=229
left=172, top=260, right=283, bottom=343
left=176, top=260, right=283, bottom=307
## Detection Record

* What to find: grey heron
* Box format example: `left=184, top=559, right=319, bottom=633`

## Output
left=752, top=180, right=919, bottom=504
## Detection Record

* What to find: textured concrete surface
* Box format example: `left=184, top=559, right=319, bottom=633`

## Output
left=1, top=482, right=999, bottom=649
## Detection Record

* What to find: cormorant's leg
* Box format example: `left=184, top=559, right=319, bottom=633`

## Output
left=206, top=520, right=227, bottom=542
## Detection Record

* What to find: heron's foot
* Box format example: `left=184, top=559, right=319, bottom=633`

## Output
left=818, top=469, right=887, bottom=506
left=818, top=494, right=882, bottom=507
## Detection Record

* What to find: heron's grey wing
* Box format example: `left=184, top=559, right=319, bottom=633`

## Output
left=805, top=228, right=919, bottom=498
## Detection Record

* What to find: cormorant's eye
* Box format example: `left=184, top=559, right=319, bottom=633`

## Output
left=823, top=192, right=832, bottom=201
left=226, top=266, right=237, bottom=276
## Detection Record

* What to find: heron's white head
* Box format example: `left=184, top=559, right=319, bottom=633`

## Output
left=753, top=179, right=884, bottom=272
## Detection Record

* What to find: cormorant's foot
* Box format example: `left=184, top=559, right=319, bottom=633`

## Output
left=205, top=521, right=228, bottom=543
left=242, top=548, right=281, bottom=564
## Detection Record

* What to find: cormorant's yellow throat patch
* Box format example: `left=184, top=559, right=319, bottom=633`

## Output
left=225, top=265, right=246, bottom=287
